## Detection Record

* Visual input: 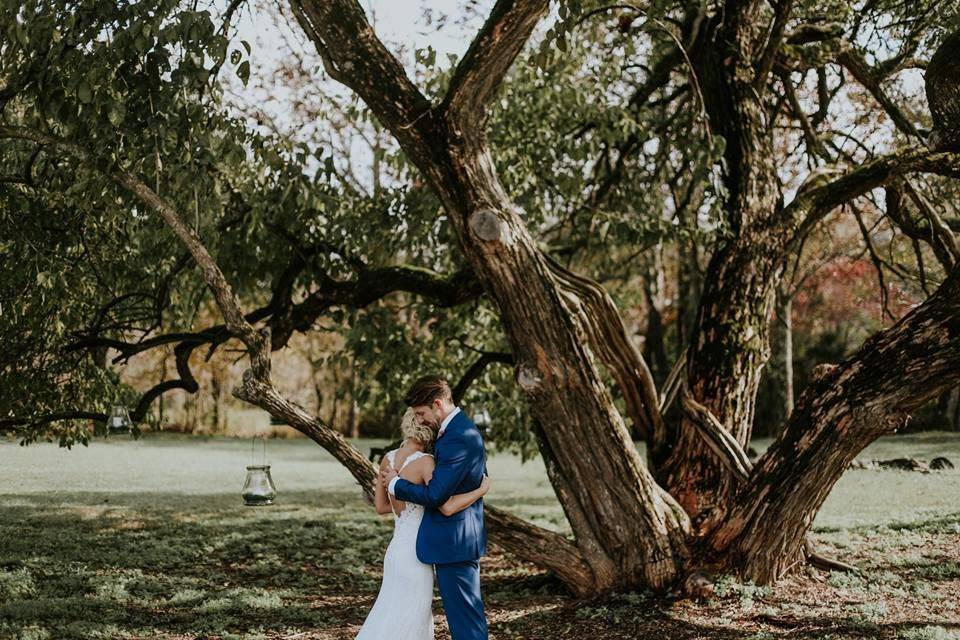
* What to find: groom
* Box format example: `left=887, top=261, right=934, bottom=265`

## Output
left=384, top=374, right=489, bottom=640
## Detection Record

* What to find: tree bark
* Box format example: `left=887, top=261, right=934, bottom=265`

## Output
left=642, top=249, right=671, bottom=387
left=675, top=218, right=703, bottom=358
left=657, top=5, right=788, bottom=523
left=782, top=296, right=794, bottom=420
left=659, top=240, right=783, bottom=522
left=925, top=28, right=960, bottom=151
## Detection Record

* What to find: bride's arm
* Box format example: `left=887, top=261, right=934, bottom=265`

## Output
left=374, top=457, right=394, bottom=515
left=411, top=457, right=490, bottom=516
left=438, top=474, right=490, bottom=516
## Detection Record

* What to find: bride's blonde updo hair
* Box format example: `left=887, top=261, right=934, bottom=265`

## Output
left=400, top=407, right=435, bottom=448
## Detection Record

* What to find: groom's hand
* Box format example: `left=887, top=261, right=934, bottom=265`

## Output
left=381, top=467, right=399, bottom=487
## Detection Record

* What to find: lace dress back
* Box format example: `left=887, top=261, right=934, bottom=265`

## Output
left=387, top=450, right=430, bottom=518
left=355, top=449, right=435, bottom=640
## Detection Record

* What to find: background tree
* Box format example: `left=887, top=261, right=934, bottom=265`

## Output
left=4, top=0, right=960, bottom=596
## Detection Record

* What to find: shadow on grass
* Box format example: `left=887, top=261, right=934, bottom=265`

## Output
left=2, top=491, right=958, bottom=640
left=489, top=593, right=960, bottom=640
left=0, top=489, right=392, bottom=639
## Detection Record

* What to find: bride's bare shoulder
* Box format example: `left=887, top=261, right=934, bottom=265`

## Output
left=407, top=452, right=435, bottom=478
left=381, top=448, right=397, bottom=466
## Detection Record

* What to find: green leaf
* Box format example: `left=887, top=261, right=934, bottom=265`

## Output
left=237, top=60, right=250, bottom=85
left=15, top=22, right=29, bottom=47
left=108, top=103, right=125, bottom=126
left=77, top=80, right=92, bottom=104
left=211, top=35, right=228, bottom=64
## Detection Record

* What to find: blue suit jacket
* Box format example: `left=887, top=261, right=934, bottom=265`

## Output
left=392, top=409, right=488, bottom=564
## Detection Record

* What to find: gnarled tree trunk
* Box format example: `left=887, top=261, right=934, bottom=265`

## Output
left=291, top=0, right=690, bottom=593
left=657, top=5, right=787, bottom=528
left=707, top=261, right=960, bottom=581
left=283, top=1, right=960, bottom=594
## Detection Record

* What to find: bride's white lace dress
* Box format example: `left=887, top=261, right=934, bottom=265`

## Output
left=356, top=449, right=435, bottom=640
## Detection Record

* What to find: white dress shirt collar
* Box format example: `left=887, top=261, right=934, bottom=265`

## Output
left=438, top=406, right=461, bottom=438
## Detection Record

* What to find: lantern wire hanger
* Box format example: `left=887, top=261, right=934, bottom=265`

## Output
left=252, top=433, right=268, bottom=466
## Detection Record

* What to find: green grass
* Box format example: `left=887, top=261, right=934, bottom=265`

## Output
left=1, top=430, right=958, bottom=639
left=759, top=431, right=960, bottom=530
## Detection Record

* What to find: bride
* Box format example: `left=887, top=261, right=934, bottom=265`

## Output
left=356, top=408, right=490, bottom=640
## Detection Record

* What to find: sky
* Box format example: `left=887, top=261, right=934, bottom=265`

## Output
left=220, top=1, right=931, bottom=204
left=233, top=0, right=492, bottom=80
left=223, top=0, right=505, bottom=187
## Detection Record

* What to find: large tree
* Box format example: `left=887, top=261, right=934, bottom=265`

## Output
left=4, top=0, right=960, bottom=595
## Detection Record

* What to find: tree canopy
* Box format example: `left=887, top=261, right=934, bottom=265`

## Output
left=5, top=0, right=955, bottom=448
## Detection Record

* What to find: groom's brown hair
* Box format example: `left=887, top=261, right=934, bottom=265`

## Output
left=403, top=374, right=452, bottom=407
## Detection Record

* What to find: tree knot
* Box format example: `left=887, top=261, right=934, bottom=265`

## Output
left=516, top=363, right=544, bottom=392
left=469, top=207, right=505, bottom=242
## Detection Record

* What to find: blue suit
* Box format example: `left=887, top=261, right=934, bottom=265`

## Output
left=392, top=408, right=488, bottom=640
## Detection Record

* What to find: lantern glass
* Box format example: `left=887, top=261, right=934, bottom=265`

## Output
left=242, top=465, right=277, bottom=506
left=473, top=408, right=492, bottom=429
left=108, top=405, right=131, bottom=434
left=242, top=435, right=276, bottom=506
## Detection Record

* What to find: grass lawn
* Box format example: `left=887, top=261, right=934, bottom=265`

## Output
left=1, top=431, right=958, bottom=639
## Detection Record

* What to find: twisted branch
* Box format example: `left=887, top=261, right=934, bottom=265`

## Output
left=544, top=254, right=668, bottom=464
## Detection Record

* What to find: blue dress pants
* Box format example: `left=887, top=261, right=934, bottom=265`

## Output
left=435, top=559, right=487, bottom=640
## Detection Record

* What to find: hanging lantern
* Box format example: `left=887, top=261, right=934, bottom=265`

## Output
left=242, top=434, right=277, bottom=506
left=473, top=408, right=492, bottom=430
left=107, top=405, right=132, bottom=435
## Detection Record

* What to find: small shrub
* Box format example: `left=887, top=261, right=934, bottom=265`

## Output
left=856, top=601, right=888, bottom=620
left=713, top=575, right=770, bottom=610
left=899, top=625, right=960, bottom=640
left=0, top=568, right=37, bottom=601
left=827, top=570, right=866, bottom=590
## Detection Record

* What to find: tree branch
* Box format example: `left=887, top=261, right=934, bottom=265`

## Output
left=451, top=351, right=515, bottom=403
left=901, top=180, right=960, bottom=268
left=290, top=0, right=441, bottom=173
left=711, top=256, right=960, bottom=581
left=754, top=0, right=793, bottom=91
left=442, top=0, right=550, bottom=133
left=484, top=504, right=597, bottom=596
left=131, top=341, right=202, bottom=421
left=836, top=44, right=924, bottom=140
left=850, top=201, right=898, bottom=323
left=679, top=378, right=753, bottom=481
left=545, top=254, right=668, bottom=464
left=784, top=147, right=960, bottom=249
left=0, top=411, right=105, bottom=432
left=777, top=68, right=831, bottom=161
left=271, top=263, right=481, bottom=346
